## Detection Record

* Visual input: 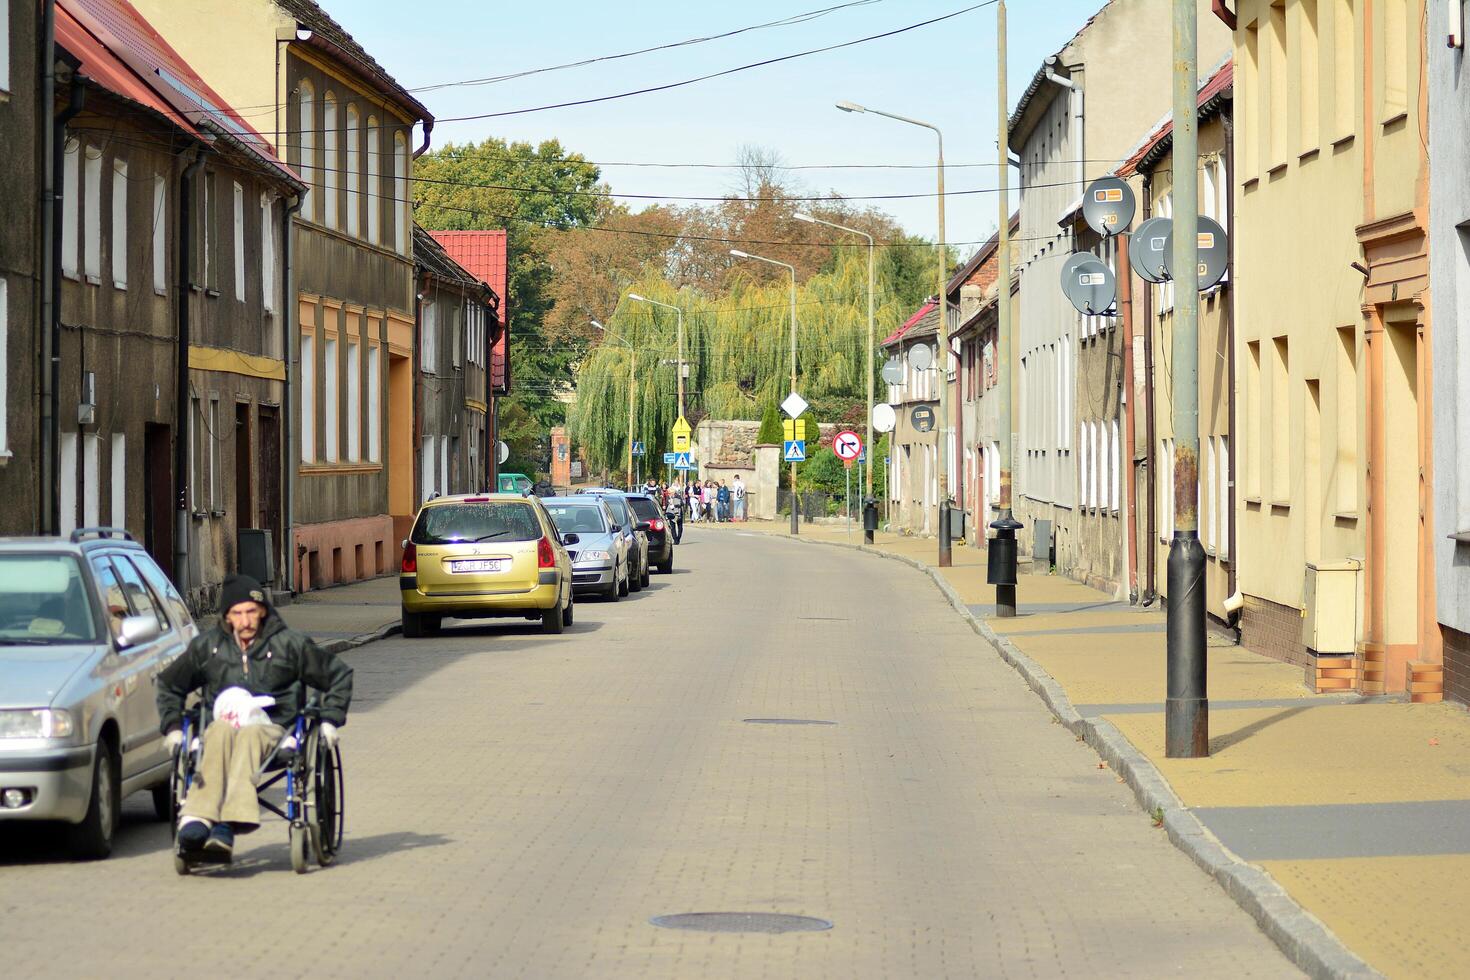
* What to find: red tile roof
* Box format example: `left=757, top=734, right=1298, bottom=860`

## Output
left=880, top=300, right=938, bottom=348
left=431, top=230, right=510, bottom=393
left=58, top=0, right=298, bottom=186
left=1117, top=60, right=1233, bottom=178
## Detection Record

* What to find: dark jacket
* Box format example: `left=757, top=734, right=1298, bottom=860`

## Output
left=155, top=606, right=353, bottom=733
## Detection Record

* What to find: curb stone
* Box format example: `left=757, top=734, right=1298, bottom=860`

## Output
left=316, top=620, right=401, bottom=656
left=773, top=533, right=1380, bottom=980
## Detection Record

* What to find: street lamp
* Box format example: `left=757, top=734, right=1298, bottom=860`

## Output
left=837, top=100, right=954, bottom=567
left=590, top=318, right=638, bottom=488
left=795, top=211, right=877, bottom=543
left=626, top=293, right=685, bottom=419
left=729, top=249, right=800, bottom=536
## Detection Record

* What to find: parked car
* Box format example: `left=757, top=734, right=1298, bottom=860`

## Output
left=543, top=496, right=631, bottom=600
left=625, top=493, right=674, bottom=574
left=579, top=490, right=650, bottom=591
left=0, top=528, right=196, bottom=858
left=496, top=473, right=534, bottom=496
left=399, top=493, right=573, bottom=637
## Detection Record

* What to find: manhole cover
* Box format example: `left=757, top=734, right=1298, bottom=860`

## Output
left=743, top=718, right=836, bottom=726
left=650, top=913, right=833, bottom=934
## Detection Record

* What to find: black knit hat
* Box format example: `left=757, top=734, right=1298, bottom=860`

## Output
left=219, top=574, right=268, bottom=614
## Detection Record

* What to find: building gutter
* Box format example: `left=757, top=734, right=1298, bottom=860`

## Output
left=1044, top=65, right=1085, bottom=206
left=41, top=10, right=86, bottom=534
left=1141, top=172, right=1158, bottom=602
left=1119, top=233, right=1139, bottom=601
left=412, top=119, right=434, bottom=159
left=174, top=148, right=208, bottom=592
left=281, top=193, right=303, bottom=592
left=1211, top=0, right=1238, bottom=30
left=1222, top=111, right=1240, bottom=623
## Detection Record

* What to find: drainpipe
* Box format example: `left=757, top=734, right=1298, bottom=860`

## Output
left=1044, top=62, right=1085, bottom=203
left=412, top=120, right=435, bottom=159
left=175, top=149, right=208, bottom=592
left=1222, top=111, right=1240, bottom=625
left=1141, top=172, right=1158, bottom=603
left=281, top=193, right=303, bottom=592
left=413, top=272, right=427, bottom=504
left=1119, top=232, right=1138, bottom=602
left=41, top=7, right=86, bottom=535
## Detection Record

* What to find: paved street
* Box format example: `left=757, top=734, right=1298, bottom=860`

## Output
left=0, top=529, right=1294, bottom=978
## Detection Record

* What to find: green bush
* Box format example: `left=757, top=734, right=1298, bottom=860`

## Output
left=756, top=403, right=783, bottom=444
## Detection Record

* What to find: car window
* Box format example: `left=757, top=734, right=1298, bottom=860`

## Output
left=111, top=556, right=170, bottom=635
left=136, top=557, right=193, bottom=629
left=544, top=503, right=607, bottom=534
left=90, top=557, right=131, bottom=642
left=411, top=502, right=543, bottom=544
left=0, top=554, right=100, bottom=644
left=603, top=496, right=630, bottom=527
left=628, top=497, right=661, bottom=521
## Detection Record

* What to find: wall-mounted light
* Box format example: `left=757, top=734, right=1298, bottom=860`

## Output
left=295, top=23, right=313, bottom=42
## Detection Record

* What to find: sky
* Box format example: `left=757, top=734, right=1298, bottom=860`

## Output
left=335, top=0, right=1111, bottom=262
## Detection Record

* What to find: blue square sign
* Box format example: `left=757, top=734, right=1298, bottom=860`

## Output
left=783, top=440, right=806, bottom=462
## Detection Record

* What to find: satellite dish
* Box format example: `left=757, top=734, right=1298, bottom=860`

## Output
left=880, top=356, right=905, bottom=385
left=907, top=343, right=933, bottom=372
left=1128, top=216, right=1172, bottom=284
left=910, top=405, right=936, bottom=433
left=1164, top=216, right=1230, bottom=290
left=872, top=403, right=897, bottom=434
left=496, top=440, right=510, bottom=465
left=1082, top=176, right=1136, bottom=237
left=1060, top=256, right=1117, bottom=316
left=1061, top=251, right=1096, bottom=285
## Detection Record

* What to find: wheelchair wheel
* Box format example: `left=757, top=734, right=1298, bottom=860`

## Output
left=311, top=737, right=344, bottom=867
left=289, top=822, right=310, bottom=874
left=166, top=746, right=192, bottom=841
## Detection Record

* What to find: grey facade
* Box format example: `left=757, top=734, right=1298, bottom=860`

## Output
left=881, top=303, right=941, bottom=535
left=1430, top=7, right=1470, bottom=703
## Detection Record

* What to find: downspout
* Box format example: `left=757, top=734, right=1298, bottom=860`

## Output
left=1222, top=110, right=1241, bottom=627
left=175, top=148, right=208, bottom=592
left=1142, top=172, right=1158, bottom=603
left=413, top=271, right=427, bottom=504
left=1044, top=63, right=1085, bottom=202
left=412, top=120, right=435, bottom=159
left=42, top=12, right=86, bottom=534
left=281, top=193, right=303, bottom=592
left=1119, top=232, right=1139, bottom=602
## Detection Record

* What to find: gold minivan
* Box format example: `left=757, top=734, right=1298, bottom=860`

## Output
left=399, top=494, right=573, bottom=638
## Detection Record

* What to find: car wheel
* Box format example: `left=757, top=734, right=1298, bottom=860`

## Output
left=640, top=567, right=651, bottom=588
left=424, top=614, right=443, bottom=636
left=562, top=594, right=574, bottom=627
left=618, top=567, right=630, bottom=597
left=629, top=561, right=643, bottom=593
left=658, top=557, right=673, bottom=574
left=67, top=740, right=119, bottom=860
left=540, top=602, right=565, bottom=634
left=402, top=610, right=424, bottom=638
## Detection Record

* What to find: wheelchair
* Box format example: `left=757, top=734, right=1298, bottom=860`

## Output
left=168, top=698, right=344, bottom=875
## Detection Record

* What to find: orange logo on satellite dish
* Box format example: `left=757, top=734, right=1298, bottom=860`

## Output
left=1198, top=233, right=1215, bottom=249
left=1094, top=188, right=1123, bottom=203
left=1103, top=214, right=1118, bottom=225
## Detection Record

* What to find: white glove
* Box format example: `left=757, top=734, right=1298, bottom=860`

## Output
left=164, top=730, right=184, bottom=753
left=318, top=722, right=340, bottom=750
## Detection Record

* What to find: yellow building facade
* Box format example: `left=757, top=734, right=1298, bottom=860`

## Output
left=1224, top=0, right=1432, bottom=690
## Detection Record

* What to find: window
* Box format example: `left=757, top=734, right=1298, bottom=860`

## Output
left=1214, top=156, right=1230, bottom=237
left=1078, top=422, right=1089, bottom=509
left=421, top=298, right=437, bottom=372
left=452, top=302, right=462, bottom=369
left=111, top=433, right=126, bottom=530
left=298, top=82, right=315, bottom=222
left=1244, top=20, right=1261, bottom=175
left=394, top=131, right=409, bottom=255
left=152, top=175, right=166, bottom=294
left=1334, top=0, right=1356, bottom=136
left=110, top=158, right=128, bottom=288
left=421, top=434, right=434, bottom=500
left=1158, top=193, right=1175, bottom=312
left=0, top=0, right=9, bottom=92
left=300, top=334, right=315, bottom=462
left=1109, top=419, right=1120, bottom=513
left=324, top=336, right=338, bottom=462
left=208, top=395, right=220, bottom=513
left=0, top=279, right=6, bottom=455
left=1335, top=327, right=1357, bottom=511
left=1246, top=341, right=1261, bottom=498
left=1217, top=435, right=1230, bottom=558
left=1300, top=0, right=1320, bottom=150
left=347, top=339, right=361, bottom=462
left=1205, top=437, right=1217, bottom=550
left=1271, top=336, right=1290, bottom=501
left=82, top=432, right=100, bottom=528
left=366, top=118, right=380, bottom=245
left=346, top=105, right=360, bottom=237
left=324, top=93, right=339, bottom=229
left=1383, top=0, right=1407, bottom=117
left=59, top=432, right=77, bottom=536
left=1092, top=421, right=1101, bottom=510
left=232, top=182, right=245, bottom=302
left=111, top=557, right=166, bottom=633
left=203, top=171, right=217, bottom=291
left=367, top=343, right=381, bottom=463
left=1268, top=3, right=1287, bottom=162
left=440, top=437, right=449, bottom=497
left=189, top=393, right=201, bottom=508
left=260, top=194, right=276, bottom=313
left=62, top=139, right=79, bottom=278
left=84, top=146, right=101, bottom=282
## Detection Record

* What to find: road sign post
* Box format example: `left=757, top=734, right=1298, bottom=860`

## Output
left=782, top=392, right=808, bottom=536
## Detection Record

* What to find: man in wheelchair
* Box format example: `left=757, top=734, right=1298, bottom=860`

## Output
left=155, top=574, right=352, bottom=860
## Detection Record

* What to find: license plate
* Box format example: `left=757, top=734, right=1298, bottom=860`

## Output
left=449, top=559, right=506, bottom=574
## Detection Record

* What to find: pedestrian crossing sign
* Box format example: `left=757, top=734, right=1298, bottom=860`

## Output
left=784, top=440, right=806, bottom=462
left=673, top=452, right=696, bottom=470
left=632, top=441, right=645, bottom=456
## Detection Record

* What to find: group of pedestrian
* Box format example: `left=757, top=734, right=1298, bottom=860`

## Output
left=640, top=475, right=747, bottom=528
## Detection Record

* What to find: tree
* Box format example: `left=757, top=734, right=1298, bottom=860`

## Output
left=756, top=404, right=783, bottom=444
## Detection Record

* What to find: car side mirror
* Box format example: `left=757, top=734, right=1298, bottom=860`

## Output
left=117, top=614, right=160, bottom=650
left=610, top=524, right=621, bottom=533
left=401, top=538, right=409, bottom=550
left=562, top=532, right=580, bottom=545
left=635, top=521, right=651, bottom=533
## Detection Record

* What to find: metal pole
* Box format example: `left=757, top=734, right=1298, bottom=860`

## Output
left=676, top=307, right=685, bottom=419
left=790, top=267, right=800, bottom=537
left=866, top=234, right=876, bottom=542
left=989, top=0, right=1023, bottom=614
left=626, top=349, right=636, bottom=488
left=936, top=130, right=952, bottom=567
left=1166, top=0, right=1208, bottom=758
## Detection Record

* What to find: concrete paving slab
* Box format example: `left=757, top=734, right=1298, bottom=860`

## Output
left=1195, top=800, right=1470, bottom=860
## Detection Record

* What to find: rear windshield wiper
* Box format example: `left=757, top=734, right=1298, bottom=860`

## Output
left=473, top=531, right=512, bottom=541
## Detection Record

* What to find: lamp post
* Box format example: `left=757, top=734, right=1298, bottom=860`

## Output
left=838, top=100, right=953, bottom=565
left=795, top=211, right=877, bottom=543
left=590, top=318, right=637, bottom=488
left=729, top=249, right=799, bottom=536
left=626, top=293, right=685, bottom=419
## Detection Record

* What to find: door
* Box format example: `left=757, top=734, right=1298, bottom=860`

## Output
left=143, top=424, right=174, bottom=580
left=109, top=555, right=177, bottom=777
left=87, top=555, right=155, bottom=780
left=258, top=405, right=283, bottom=576
left=235, top=402, right=254, bottom=530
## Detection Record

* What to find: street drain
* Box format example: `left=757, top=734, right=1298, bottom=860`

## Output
left=650, top=912, right=833, bottom=934
left=743, top=718, right=836, bottom=726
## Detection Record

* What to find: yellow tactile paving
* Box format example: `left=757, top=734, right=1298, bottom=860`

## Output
left=1258, top=855, right=1470, bottom=980
left=987, top=610, right=1165, bottom=635
left=1107, top=702, right=1470, bottom=807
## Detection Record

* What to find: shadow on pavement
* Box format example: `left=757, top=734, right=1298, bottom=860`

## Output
left=184, top=830, right=454, bottom=878
left=1209, top=705, right=1311, bottom=754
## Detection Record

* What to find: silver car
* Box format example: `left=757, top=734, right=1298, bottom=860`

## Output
left=543, top=497, right=629, bottom=600
left=0, top=529, right=195, bottom=858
